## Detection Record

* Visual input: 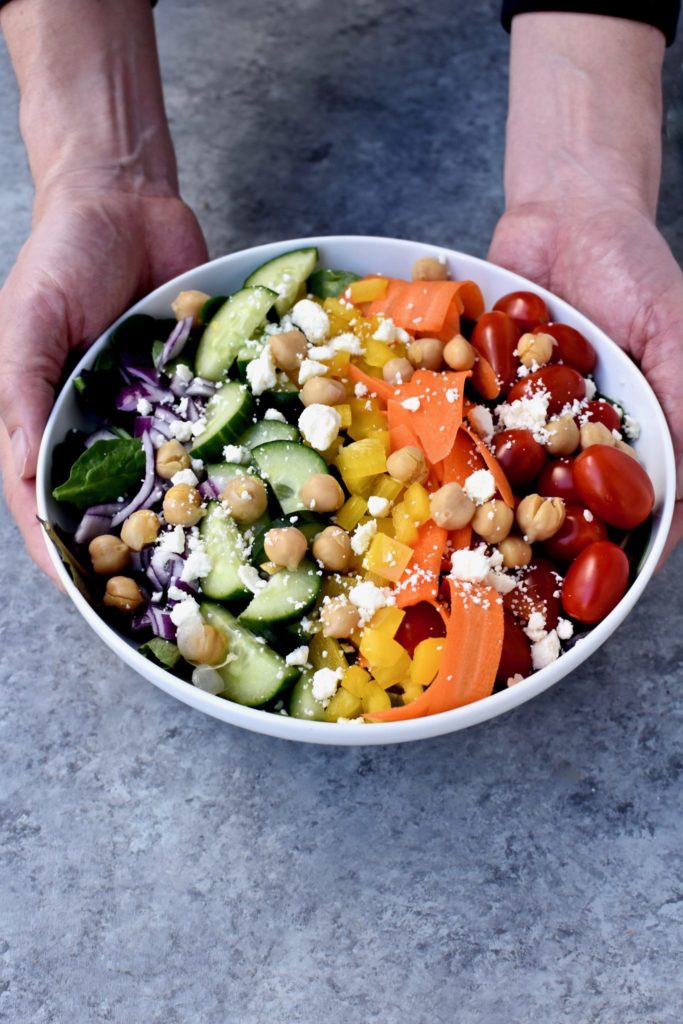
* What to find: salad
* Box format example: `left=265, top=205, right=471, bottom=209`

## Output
left=49, top=247, right=656, bottom=723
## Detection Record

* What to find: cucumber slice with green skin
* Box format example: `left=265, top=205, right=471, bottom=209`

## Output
left=199, top=501, right=250, bottom=601
left=307, top=268, right=360, bottom=300
left=200, top=295, right=228, bottom=325
left=239, top=559, right=322, bottom=632
left=288, top=671, right=327, bottom=722
left=200, top=602, right=299, bottom=706
left=195, top=286, right=277, bottom=381
left=244, top=248, right=318, bottom=317
left=190, top=382, right=254, bottom=461
left=238, top=420, right=299, bottom=450
left=205, top=461, right=253, bottom=493
left=251, top=440, right=330, bottom=516
left=249, top=514, right=323, bottom=567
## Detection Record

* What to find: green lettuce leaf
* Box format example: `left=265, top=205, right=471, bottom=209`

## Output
left=52, top=438, right=145, bottom=508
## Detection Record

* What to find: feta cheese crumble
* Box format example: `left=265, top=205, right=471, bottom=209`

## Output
left=298, top=404, right=342, bottom=451
left=157, top=525, right=186, bottom=554
left=169, top=420, right=194, bottom=442
left=222, top=444, right=250, bottom=464
left=354, top=381, right=368, bottom=398
left=238, top=564, right=267, bottom=594
left=401, top=396, right=421, bottom=412
left=285, top=646, right=310, bottom=667
left=449, top=546, right=492, bottom=583
left=171, top=468, right=199, bottom=487
left=556, top=618, right=574, bottom=641
left=623, top=414, right=641, bottom=440
left=170, top=596, right=201, bottom=627
left=468, top=405, right=495, bottom=441
left=348, top=581, right=394, bottom=623
left=373, top=317, right=410, bottom=344
left=584, top=377, right=597, bottom=401
left=350, top=519, right=377, bottom=555
left=367, top=495, right=390, bottom=517
left=181, top=549, right=212, bottom=583
left=332, top=332, right=364, bottom=355
left=311, top=667, right=342, bottom=705
left=464, top=469, right=496, bottom=505
left=531, top=629, right=561, bottom=670
left=136, top=397, right=152, bottom=416
left=298, top=359, right=329, bottom=385
left=496, top=391, right=550, bottom=441
left=264, top=408, right=287, bottom=422
left=291, top=299, right=330, bottom=343
left=524, top=611, right=547, bottom=643
left=246, top=345, right=277, bottom=396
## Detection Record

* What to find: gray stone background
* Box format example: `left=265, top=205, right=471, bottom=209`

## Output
left=2, top=2, right=683, bottom=1022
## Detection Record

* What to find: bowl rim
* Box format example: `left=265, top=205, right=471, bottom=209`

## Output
left=36, top=234, right=677, bottom=746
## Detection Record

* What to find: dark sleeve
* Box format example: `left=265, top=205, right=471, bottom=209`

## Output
left=501, top=2, right=680, bottom=45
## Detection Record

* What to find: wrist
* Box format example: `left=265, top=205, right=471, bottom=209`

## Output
left=3, top=0, right=178, bottom=198
left=504, top=13, right=665, bottom=218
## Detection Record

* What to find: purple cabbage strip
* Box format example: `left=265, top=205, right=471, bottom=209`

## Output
left=74, top=512, right=112, bottom=546
left=84, top=428, right=118, bottom=448
left=198, top=479, right=219, bottom=501
left=116, top=381, right=174, bottom=412
left=186, top=378, right=217, bottom=399
left=110, top=432, right=156, bottom=528
left=155, top=317, right=193, bottom=371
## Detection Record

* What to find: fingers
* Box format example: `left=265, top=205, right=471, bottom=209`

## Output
left=657, top=502, right=683, bottom=570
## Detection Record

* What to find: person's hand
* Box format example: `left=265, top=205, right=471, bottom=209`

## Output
left=489, top=195, right=683, bottom=560
left=0, top=179, right=208, bottom=579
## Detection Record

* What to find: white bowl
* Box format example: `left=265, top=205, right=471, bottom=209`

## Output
left=36, top=236, right=676, bottom=745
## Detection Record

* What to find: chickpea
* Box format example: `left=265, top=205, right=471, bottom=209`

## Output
left=171, top=289, right=210, bottom=327
left=517, top=331, right=554, bottom=369
left=545, top=414, right=580, bottom=456
left=102, top=576, right=145, bottom=613
left=407, top=337, right=444, bottom=371
left=221, top=475, right=268, bottom=524
left=300, top=474, right=345, bottom=513
left=580, top=421, right=616, bottom=450
left=615, top=439, right=638, bottom=459
left=269, top=330, right=308, bottom=371
left=430, top=483, right=476, bottom=530
left=88, top=534, right=130, bottom=576
left=312, top=526, right=352, bottom=572
left=156, top=439, right=191, bottom=480
left=516, top=493, right=566, bottom=543
left=497, top=535, right=533, bottom=569
left=120, top=509, right=160, bottom=551
left=263, top=527, right=308, bottom=570
left=412, top=257, right=449, bottom=281
left=386, top=446, right=428, bottom=485
left=472, top=499, right=514, bottom=544
left=383, top=357, right=414, bottom=385
left=443, top=334, right=477, bottom=371
left=176, top=621, right=227, bottom=665
left=163, top=483, right=205, bottom=526
left=301, top=377, right=347, bottom=407
left=320, top=597, right=360, bottom=638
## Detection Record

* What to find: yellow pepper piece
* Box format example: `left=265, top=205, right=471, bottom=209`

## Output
left=335, top=495, right=368, bottom=531
left=341, top=666, right=373, bottom=699
left=360, top=628, right=405, bottom=668
left=365, top=338, right=395, bottom=368
left=336, top=437, right=387, bottom=479
left=347, top=399, right=387, bottom=442
left=401, top=682, right=425, bottom=705
left=335, top=404, right=352, bottom=429
left=361, top=681, right=392, bottom=713
left=369, top=605, right=405, bottom=637
left=392, top=501, right=419, bottom=545
left=320, top=435, right=345, bottom=464
left=308, top=633, right=349, bottom=674
left=410, top=638, right=446, bottom=688
left=322, top=297, right=358, bottom=323
left=370, top=475, right=404, bottom=505
left=346, top=277, right=388, bottom=304
left=364, top=532, right=414, bottom=582
left=326, top=351, right=351, bottom=377
left=403, top=482, right=431, bottom=525
left=371, top=651, right=412, bottom=689
left=325, top=687, right=363, bottom=722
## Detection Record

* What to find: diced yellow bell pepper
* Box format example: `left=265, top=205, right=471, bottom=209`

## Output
left=320, top=435, right=345, bottom=465
left=346, top=277, right=388, bottom=304
left=326, top=351, right=351, bottom=377
left=392, top=501, right=419, bottom=545
left=347, top=398, right=387, bottom=441
left=322, top=297, right=358, bottom=323
left=364, top=532, right=414, bottom=582
left=308, top=633, right=348, bottom=674
left=401, top=682, right=425, bottom=705
left=362, top=569, right=391, bottom=588
left=369, top=606, right=405, bottom=637
left=360, top=628, right=406, bottom=668
left=370, top=651, right=412, bottom=689
left=364, top=338, right=395, bottom=368
left=336, top=437, right=387, bottom=479
left=370, top=474, right=404, bottom=506
left=334, top=495, right=368, bottom=531
left=410, top=638, right=445, bottom=687
left=403, top=482, right=431, bottom=525
left=374, top=518, right=396, bottom=538
left=341, top=666, right=373, bottom=699
left=335, top=404, right=352, bottom=429
left=325, top=687, right=363, bottom=722
left=361, top=681, right=392, bottom=713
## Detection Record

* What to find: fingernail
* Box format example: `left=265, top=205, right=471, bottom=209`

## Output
left=10, top=428, right=28, bottom=478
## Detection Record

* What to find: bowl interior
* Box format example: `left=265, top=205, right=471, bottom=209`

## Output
left=36, top=236, right=676, bottom=745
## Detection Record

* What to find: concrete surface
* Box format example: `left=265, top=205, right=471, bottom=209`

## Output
left=1, top=2, right=683, bottom=1022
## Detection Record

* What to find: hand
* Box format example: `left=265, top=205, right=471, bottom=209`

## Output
left=489, top=194, right=683, bottom=560
left=0, top=179, right=208, bottom=579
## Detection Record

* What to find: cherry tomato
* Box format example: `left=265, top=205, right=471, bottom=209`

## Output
left=493, top=429, right=546, bottom=488
left=504, top=559, right=562, bottom=630
left=573, top=445, right=654, bottom=529
left=584, top=399, right=621, bottom=433
left=542, top=505, right=608, bottom=562
left=493, top=291, right=550, bottom=333
left=561, top=541, right=629, bottom=624
left=496, top=611, right=532, bottom=685
left=471, top=311, right=521, bottom=394
left=394, top=601, right=446, bottom=657
left=507, top=365, right=586, bottom=417
left=534, top=322, right=597, bottom=375
left=537, top=458, right=583, bottom=505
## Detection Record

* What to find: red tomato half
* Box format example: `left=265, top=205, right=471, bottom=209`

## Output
left=537, top=458, right=583, bottom=505
left=493, top=291, right=550, bottom=333
left=471, top=311, right=521, bottom=394
left=584, top=400, right=621, bottom=433
left=493, top=429, right=546, bottom=488
left=535, top=322, right=597, bottom=375
left=496, top=611, right=532, bottom=685
left=504, top=559, right=562, bottom=630
left=507, top=365, right=586, bottom=417
left=542, top=505, right=608, bottom=562
left=561, top=541, right=629, bottom=624
left=573, top=445, right=654, bottom=529
left=394, top=601, right=446, bottom=657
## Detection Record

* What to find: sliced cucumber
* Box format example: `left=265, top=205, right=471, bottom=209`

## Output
left=288, top=671, right=327, bottom=722
left=238, top=420, right=299, bottom=450
left=205, top=460, right=252, bottom=493
left=249, top=514, right=323, bottom=567
left=200, top=295, right=228, bottom=325
left=261, top=376, right=302, bottom=416
left=307, top=268, right=360, bottom=299
left=190, top=382, right=254, bottom=461
left=244, top=248, right=318, bottom=317
left=251, top=440, right=329, bottom=515
left=200, top=602, right=299, bottom=706
left=239, top=559, right=322, bottom=632
left=199, top=501, right=250, bottom=601
left=195, top=286, right=277, bottom=381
